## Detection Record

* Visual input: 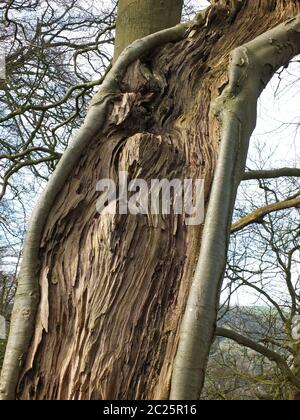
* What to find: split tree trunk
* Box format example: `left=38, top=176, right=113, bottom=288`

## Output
left=2, top=0, right=300, bottom=400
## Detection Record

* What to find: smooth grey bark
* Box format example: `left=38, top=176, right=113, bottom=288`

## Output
left=216, top=327, right=300, bottom=390
left=170, top=15, right=300, bottom=400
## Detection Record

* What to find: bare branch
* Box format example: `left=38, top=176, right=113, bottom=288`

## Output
left=243, top=168, right=300, bottom=181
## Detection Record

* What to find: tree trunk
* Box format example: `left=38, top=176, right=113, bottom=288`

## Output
left=114, top=0, right=184, bottom=61
left=1, top=0, right=299, bottom=400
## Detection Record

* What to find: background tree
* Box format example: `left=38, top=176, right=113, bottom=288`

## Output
left=0, top=0, right=115, bottom=200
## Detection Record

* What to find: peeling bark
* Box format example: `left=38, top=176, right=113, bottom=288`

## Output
left=1, top=0, right=300, bottom=400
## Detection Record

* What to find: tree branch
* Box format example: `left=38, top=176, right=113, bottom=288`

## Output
left=0, top=14, right=201, bottom=401
left=216, top=327, right=300, bottom=390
